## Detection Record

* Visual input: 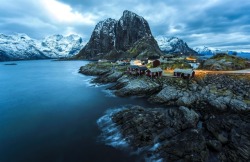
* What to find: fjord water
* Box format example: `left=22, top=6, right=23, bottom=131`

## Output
left=0, top=60, right=150, bottom=162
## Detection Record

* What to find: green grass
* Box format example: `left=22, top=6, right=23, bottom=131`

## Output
left=160, top=61, right=192, bottom=70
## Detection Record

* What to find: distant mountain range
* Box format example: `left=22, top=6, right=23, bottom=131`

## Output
left=193, top=46, right=250, bottom=59
left=193, top=46, right=214, bottom=55
left=0, top=33, right=85, bottom=61
left=155, top=36, right=197, bottom=55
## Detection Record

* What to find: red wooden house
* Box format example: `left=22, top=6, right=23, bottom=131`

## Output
left=173, top=68, right=195, bottom=79
left=127, top=65, right=148, bottom=75
left=146, top=67, right=163, bottom=77
left=136, top=66, right=148, bottom=75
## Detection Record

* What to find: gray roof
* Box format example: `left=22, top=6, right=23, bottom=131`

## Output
left=174, top=68, right=194, bottom=74
left=129, top=65, right=139, bottom=69
left=147, top=67, right=163, bottom=72
left=137, top=66, right=148, bottom=70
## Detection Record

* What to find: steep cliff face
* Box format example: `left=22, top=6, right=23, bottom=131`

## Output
left=76, top=18, right=117, bottom=59
left=114, top=10, right=152, bottom=51
left=76, top=10, right=157, bottom=60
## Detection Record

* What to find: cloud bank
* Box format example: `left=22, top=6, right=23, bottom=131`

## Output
left=0, top=0, right=250, bottom=51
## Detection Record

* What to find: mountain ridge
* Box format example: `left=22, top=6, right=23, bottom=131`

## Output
left=0, top=33, right=85, bottom=61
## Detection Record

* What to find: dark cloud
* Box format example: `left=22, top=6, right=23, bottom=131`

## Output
left=0, top=0, right=250, bottom=51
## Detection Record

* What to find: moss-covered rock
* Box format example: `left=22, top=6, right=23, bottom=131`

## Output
left=199, top=53, right=249, bottom=70
left=126, top=36, right=163, bottom=59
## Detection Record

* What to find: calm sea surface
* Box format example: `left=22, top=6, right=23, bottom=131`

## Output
left=0, top=60, right=152, bottom=162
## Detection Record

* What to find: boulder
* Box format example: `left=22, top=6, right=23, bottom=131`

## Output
left=114, top=76, right=161, bottom=97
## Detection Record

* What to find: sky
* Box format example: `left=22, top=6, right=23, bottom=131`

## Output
left=0, top=0, right=250, bottom=51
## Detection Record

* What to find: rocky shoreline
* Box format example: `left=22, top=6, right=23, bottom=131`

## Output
left=80, top=62, right=250, bottom=161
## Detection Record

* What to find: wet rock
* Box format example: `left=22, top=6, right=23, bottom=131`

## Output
left=157, top=129, right=208, bottom=162
left=93, top=71, right=123, bottom=83
left=114, top=76, right=161, bottom=97
left=206, top=140, right=222, bottom=152
left=207, top=96, right=229, bottom=111
left=111, top=106, right=202, bottom=160
left=149, top=85, right=182, bottom=104
left=205, top=113, right=250, bottom=161
left=177, top=94, right=197, bottom=107
left=79, top=63, right=111, bottom=75
left=229, top=99, right=248, bottom=111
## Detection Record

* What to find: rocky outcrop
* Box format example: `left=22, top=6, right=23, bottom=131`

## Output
left=76, top=10, right=163, bottom=60
left=98, top=104, right=250, bottom=162
left=205, top=113, right=250, bottom=161
left=92, top=71, right=123, bottom=83
left=111, top=75, right=161, bottom=97
left=150, top=75, right=249, bottom=112
left=80, top=62, right=250, bottom=161
left=79, top=62, right=112, bottom=75
left=106, top=106, right=208, bottom=161
left=126, top=36, right=163, bottom=59
left=199, top=53, right=249, bottom=70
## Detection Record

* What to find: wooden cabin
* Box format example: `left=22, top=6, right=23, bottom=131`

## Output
left=136, top=66, right=148, bottom=75
left=127, top=65, right=148, bottom=75
left=127, top=65, right=139, bottom=75
left=146, top=67, right=163, bottom=78
left=174, top=68, right=195, bottom=79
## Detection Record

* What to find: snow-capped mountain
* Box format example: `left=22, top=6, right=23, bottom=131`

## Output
left=155, top=35, right=197, bottom=55
left=193, top=46, right=214, bottom=55
left=0, top=33, right=85, bottom=61
left=39, top=34, right=85, bottom=58
left=0, top=33, right=47, bottom=61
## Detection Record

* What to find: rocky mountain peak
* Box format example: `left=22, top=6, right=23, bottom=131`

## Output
left=122, top=10, right=141, bottom=19
left=76, top=10, right=155, bottom=60
left=115, top=10, right=152, bottom=51
left=94, top=18, right=117, bottom=35
left=75, top=18, right=117, bottom=59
